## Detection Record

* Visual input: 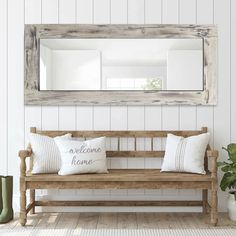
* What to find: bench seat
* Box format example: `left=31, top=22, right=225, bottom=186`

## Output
left=26, top=169, right=212, bottom=182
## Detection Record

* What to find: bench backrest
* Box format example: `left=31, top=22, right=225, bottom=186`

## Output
left=30, top=127, right=208, bottom=170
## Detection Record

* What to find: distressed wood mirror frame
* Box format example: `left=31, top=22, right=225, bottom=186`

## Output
left=25, top=24, right=217, bottom=105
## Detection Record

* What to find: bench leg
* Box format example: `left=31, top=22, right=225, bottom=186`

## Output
left=202, top=189, right=208, bottom=214
left=30, top=189, right=35, bottom=214
left=210, top=187, right=218, bottom=226
left=19, top=190, right=27, bottom=226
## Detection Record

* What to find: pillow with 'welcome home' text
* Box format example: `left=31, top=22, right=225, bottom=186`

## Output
left=55, top=137, right=108, bottom=175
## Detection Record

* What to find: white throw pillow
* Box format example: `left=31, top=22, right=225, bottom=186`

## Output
left=161, top=133, right=210, bottom=174
left=55, top=137, right=108, bottom=175
left=29, top=133, right=72, bottom=174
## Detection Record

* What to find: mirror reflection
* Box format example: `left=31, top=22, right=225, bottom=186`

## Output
left=40, top=38, right=203, bottom=91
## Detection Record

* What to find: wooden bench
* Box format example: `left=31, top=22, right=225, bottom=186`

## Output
left=18, top=127, right=218, bottom=226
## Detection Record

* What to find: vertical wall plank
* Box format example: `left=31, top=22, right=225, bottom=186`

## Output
left=145, top=0, right=162, bottom=23
left=76, top=107, right=93, bottom=130
left=24, top=0, right=42, bottom=145
left=162, top=108, right=179, bottom=130
left=41, top=106, right=58, bottom=130
left=76, top=0, right=93, bottom=23
left=58, top=106, right=76, bottom=130
left=214, top=0, right=231, bottom=211
left=128, top=0, right=145, bottom=24
left=93, top=107, right=110, bottom=131
left=196, top=0, right=214, bottom=147
left=41, top=0, right=59, bottom=131
left=25, top=0, right=41, bottom=23
left=42, top=0, right=59, bottom=23
left=94, top=0, right=110, bottom=24
left=25, top=106, right=42, bottom=135
left=162, top=0, right=179, bottom=23
left=0, top=0, right=7, bottom=175
left=59, top=0, right=76, bottom=23
left=231, top=0, right=236, bottom=142
left=110, top=107, right=128, bottom=130
left=179, top=0, right=196, bottom=23
left=7, top=0, right=24, bottom=194
left=197, top=0, right=214, bottom=24
left=111, top=0, right=127, bottom=24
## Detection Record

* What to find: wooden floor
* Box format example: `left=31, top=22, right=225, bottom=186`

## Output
left=1, top=212, right=236, bottom=230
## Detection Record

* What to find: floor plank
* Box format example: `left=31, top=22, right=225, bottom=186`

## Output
left=55, top=212, right=80, bottom=229
left=137, top=213, right=159, bottom=229
left=97, top=213, right=118, bottom=229
left=117, top=213, right=138, bottom=229
left=34, top=212, right=61, bottom=229
left=2, top=212, right=236, bottom=230
left=76, top=213, right=99, bottom=229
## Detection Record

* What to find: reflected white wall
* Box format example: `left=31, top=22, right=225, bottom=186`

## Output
left=40, top=45, right=52, bottom=90
left=167, top=50, right=203, bottom=90
left=50, top=50, right=101, bottom=90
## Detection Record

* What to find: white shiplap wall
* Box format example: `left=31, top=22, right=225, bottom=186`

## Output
left=0, top=0, right=235, bottom=212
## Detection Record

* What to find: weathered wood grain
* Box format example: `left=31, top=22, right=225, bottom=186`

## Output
left=36, top=129, right=206, bottom=137
left=24, top=24, right=217, bottom=105
left=25, top=169, right=213, bottom=182
left=26, top=181, right=211, bottom=190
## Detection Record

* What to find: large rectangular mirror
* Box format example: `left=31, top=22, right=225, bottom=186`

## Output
left=40, top=38, right=203, bottom=91
left=25, top=24, right=217, bottom=105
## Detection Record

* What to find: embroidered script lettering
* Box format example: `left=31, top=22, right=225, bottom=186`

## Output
left=68, top=143, right=101, bottom=154
left=71, top=156, right=94, bottom=166
left=66, top=143, right=102, bottom=166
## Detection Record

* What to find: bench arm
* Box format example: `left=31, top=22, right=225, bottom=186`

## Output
left=18, top=148, right=32, bottom=177
left=206, top=148, right=219, bottom=178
